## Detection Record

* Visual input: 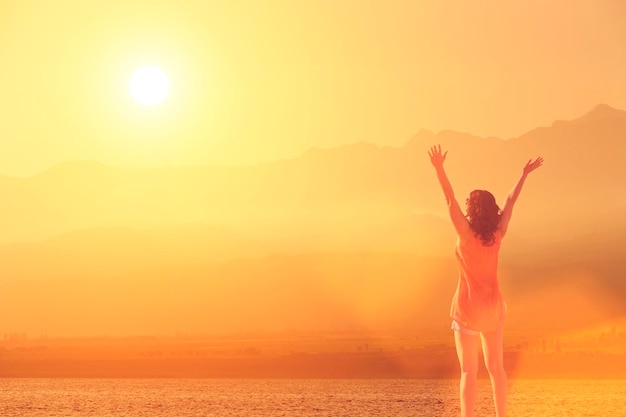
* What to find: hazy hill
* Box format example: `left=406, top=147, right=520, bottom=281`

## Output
left=0, top=104, right=624, bottom=250
left=1, top=247, right=621, bottom=337
left=1, top=104, right=625, bottom=337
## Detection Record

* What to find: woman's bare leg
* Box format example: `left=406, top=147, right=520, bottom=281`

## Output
left=454, top=330, right=479, bottom=417
left=481, top=327, right=507, bottom=417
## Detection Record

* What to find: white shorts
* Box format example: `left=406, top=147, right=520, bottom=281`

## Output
left=451, top=320, right=480, bottom=336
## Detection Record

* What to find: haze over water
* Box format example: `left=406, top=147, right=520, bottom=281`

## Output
left=2, top=379, right=625, bottom=417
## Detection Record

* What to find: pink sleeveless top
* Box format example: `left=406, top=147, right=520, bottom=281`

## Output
left=451, top=229, right=506, bottom=332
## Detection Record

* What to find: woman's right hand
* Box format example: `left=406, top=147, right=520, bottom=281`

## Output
left=523, top=157, right=544, bottom=175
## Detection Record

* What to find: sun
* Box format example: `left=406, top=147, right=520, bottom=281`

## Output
left=129, top=65, right=170, bottom=106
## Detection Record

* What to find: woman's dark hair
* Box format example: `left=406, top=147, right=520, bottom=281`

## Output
left=466, top=190, right=501, bottom=245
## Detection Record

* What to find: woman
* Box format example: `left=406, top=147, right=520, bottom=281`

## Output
left=428, top=144, right=543, bottom=417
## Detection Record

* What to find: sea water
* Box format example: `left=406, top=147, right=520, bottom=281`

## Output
left=1, top=378, right=625, bottom=416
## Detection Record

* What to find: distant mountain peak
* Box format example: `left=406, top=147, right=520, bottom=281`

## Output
left=555, top=104, right=626, bottom=126
left=550, top=104, right=626, bottom=128
left=582, top=103, right=625, bottom=119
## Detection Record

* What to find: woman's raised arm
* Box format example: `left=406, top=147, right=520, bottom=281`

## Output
left=428, top=145, right=470, bottom=237
left=499, top=157, right=544, bottom=236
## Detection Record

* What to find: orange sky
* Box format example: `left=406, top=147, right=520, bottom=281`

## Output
left=1, top=0, right=625, bottom=176
left=1, top=1, right=625, bottom=344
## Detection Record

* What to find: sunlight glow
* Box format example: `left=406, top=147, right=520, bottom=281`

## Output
left=129, top=66, right=170, bottom=106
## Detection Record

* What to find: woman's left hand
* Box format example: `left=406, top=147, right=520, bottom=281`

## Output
left=428, top=144, right=448, bottom=168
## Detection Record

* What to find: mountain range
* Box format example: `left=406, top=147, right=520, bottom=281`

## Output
left=1, top=104, right=625, bottom=337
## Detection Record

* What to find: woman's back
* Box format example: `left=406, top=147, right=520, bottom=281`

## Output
left=451, top=230, right=505, bottom=332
